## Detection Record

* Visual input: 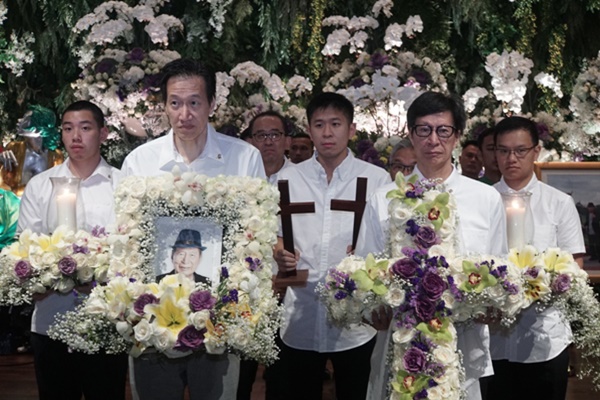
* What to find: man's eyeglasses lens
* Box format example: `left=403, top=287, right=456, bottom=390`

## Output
left=253, top=131, right=284, bottom=142
left=412, top=125, right=456, bottom=139
left=390, top=163, right=416, bottom=173
left=495, top=146, right=536, bottom=158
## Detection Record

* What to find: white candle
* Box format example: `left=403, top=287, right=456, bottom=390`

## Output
left=506, top=199, right=526, bottom=248
left=56, top=189, right=77, bottom=231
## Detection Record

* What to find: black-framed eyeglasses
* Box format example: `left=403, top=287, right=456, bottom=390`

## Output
left=411, top=125, right=457, bottom=139
left=495, top=145, right=537, bottom=158
left=252, top=131, right=284, bottom=142
left=389, top=162, right=416, bottom=174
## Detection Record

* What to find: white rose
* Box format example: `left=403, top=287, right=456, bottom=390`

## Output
left=55, top=278, right=75, bottom=293
left=151, top=328, right=175, bottom=352
left=133, top=319, right=154, bottom=342
left=85, top=296, right=108, bottom=315
left=188, top=310, right=210, bottom=330
left=116, top=321, right=133, bottom=338
left=392, top=327, right=414, bottom=344
left=384, top=286, right=406, bottom=307
left=432, top=343, right=458, bottom=365
left=77, top=266, right=94, bottom=282
left=127, top=178, right=147, bottom=198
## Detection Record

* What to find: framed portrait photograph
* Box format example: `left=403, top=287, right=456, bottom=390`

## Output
left=153, top=217, right=223, bottom=286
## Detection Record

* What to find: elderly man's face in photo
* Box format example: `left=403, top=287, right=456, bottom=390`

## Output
left=172, top=247, right=202, bottom=279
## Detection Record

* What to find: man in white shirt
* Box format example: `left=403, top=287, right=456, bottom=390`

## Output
left=388, top=138, right=417, bottom=180
left=289, top=132, right=314, bottom=164
left=249, top=111, right=292, bottom=185
left=488, top=116, right=585, bottom=400
left=477, top=127, right=501, bottom=185
left=355, top=91, right=507, bottom=400
left=121, top=58, right=265, bottom=400
left=18, top=100, right=127, bottom=400
left=459, top=139, right=483, bottom=180
left=273, top=92, right=391, bottom=400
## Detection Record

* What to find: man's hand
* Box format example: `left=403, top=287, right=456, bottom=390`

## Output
left=0, top=150, right=18, bottom=172
left=366, top=305, right=393, bottom=331
left=274, top=247, right=299, bottom=273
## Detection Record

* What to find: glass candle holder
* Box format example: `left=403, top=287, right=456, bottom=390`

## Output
left=48, top=177, right=81, bottom=232
left=501, top=192, right=534, bottom=249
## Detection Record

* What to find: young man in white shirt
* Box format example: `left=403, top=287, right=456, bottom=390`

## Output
left=356, top=91, right=507, bottom=400
left=273, top=92, right=391, bottom=400
left=488, top=116, right=585, bottom=400
left=18, top=100, right=127, bottom=400
left=121, top=58, right=265, bottom=400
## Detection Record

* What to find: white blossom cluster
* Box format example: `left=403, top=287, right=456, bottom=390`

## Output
left=462, top=87, right=489, bottom=113
left=0, top=1, right=7, bottom=24
left=534, top=72, right=563, bottom=98
left=197, top=0, right=234, bottom=38
left=371, top=0, right=393, bottom=18
left=213, top=62, right=312, bottom=132
left=321, top=16, right=378, bottom=56
left=384, top=16, right=423, bottom=51
left=1, top=32, right=35, bottom=77
left=485, top=50, right=534, bottom=114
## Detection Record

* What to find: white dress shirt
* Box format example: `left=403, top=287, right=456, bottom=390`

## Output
left=267, top=157, right=292, bottom=185
left=490, top=174, right=585, bottom=363
left=17, top=158, right=123, bottom=335
left=277, top=151, right=391, bottom=352
left=356, top=165, right=508, bottom=400
left=121, top=125, right=266, bottom=179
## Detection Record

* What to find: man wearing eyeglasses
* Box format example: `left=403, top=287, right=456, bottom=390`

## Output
left=488, top=116, right=585, bottom=400
left=249, top=111, right=292, bottom=184
left=388, top=138, right=416, bottom=180
left=356, top=91, right=507, bottom=400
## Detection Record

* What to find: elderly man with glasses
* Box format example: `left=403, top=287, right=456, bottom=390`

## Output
left=388, top=138, right=417, bottom=180
left=249, top=111, right=292, bottom=184
left=356, top=91, right=507, bottom=400
left=487, top=116, right=585, bottom=400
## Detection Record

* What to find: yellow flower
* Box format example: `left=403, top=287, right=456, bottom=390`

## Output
left=538, top=248, right=576, bottom=273
left=146, top=291, right=188, bottom=336
left=508, top=245, right=538, bottom=269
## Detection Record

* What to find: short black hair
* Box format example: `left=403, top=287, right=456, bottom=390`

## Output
left=62, top=100, right=105, bottom=128
left=293, top=132, right=312, bottom=142
left=461, top=139, right=479, bottom=149
left=159, top=58, right=216, bottom=103
left=248, top=110, right=289, bottom=135
left=476, top=127, right=495, bottom=150
left=407, top=92, right=466, bottom=134
left=494, top=116, right=539, bottom=145
left=306, top=92, right=354, bottom=125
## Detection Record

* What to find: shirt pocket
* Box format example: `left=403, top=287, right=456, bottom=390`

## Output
left=461, top=228, right=490, bottom=254
left=533, top=224, right=557, bottom=250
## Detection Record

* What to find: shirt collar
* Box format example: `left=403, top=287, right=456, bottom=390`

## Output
left=311, top=149, right=354, bottom=181
left=157, top=125, right=224, bottom=170
left=62, top=157, right=114, bottom=182
left=413, top=164, right=460, bottom=188
left=496, top=173, right=537, bottom=194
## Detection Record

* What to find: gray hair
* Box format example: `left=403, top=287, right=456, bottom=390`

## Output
left=390, top=138, right=413, bottom=162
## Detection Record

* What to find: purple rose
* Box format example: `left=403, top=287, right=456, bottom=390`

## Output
left=551, top=274, right=571, bottom=294
left=175, top=325, right=206, bottom=351
left=415, top=295, right=437, bottom=321
left=126, top=47, right=145, bottom=63
left=14, top=260, right=33, bottom=279
left=189, top=290, right=216, bottom=312
left=94, top=58, right=118, bottom=75
left=391, top=258, right=419, bottom=279
left=133, top=293, right=159, bottom=315
left=403, top=347, right=427, bottom=373
left=421, top=271, right=447, bottom=300
left=58, top=256, right=77, bottom=275
left=415, top=226, right=440, bottom=249
left=245, top=257, right=262, bottom=272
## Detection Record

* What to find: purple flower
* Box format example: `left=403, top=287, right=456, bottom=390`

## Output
left=126, top=47, right=145, bottom=63
left=91, top=226, right=106, bottom=237
left=350, top=77, right=366, bottom=88
left=14, top=260, right=33, bottom=279
left=72, top=243, right=90, bottom=254
left=391, top=258, right=419, bottom=279
left=335, top=291, right=348, bottom=300
left=189, top=290, right=216, bottom=312
left=525, top=267, right=539, bottom=279
left=551, top=274, right=571, bottom=294
left=369, top=52, right=390, bottom=70
left=536, top=123, right=551, bottom=143
left=133, top=293, right=159, bottom=315
left=415, top=226, right=440, bottom=249
left=421, top=271, right=447, bottom=300
left=143, top=73, right=162, bottom=91
left=94, top=58, right=118, bottom=75
left=245, top=257, right=262, bottom=272
left=221, top=266, right=229, bottom=279
left=58, top=256, right=77, bottom=275
left=356, top=139, right=374, bottom=156
left=175, top=325, right=206, bottom=351
left=403, top=347, right=427, bottom=373
left=405, top=220, right=419, bottom=236
left=415, top=295, right=437, bottom=321
left=222, top=289, right=238, bottom=304
left=408, top=68, right=432, bottom=86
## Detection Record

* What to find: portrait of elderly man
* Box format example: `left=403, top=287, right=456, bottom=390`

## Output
left=157, top=229, right=208, bottom=284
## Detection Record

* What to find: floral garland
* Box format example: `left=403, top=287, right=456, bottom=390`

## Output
left=318, top=175, right=524, bottom=399
left=0, top=225, right=123, bottom=306
left=45, top=171, right=282, bottom=362
left=319, top=174, right=600, bottom=398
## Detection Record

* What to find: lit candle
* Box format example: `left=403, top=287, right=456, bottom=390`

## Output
left=506, top=198, right=526, bottom=248
left=56, top=188, right=77, bottom=231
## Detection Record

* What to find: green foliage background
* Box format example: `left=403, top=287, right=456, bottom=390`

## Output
left=0, top=0, right=599, bottom=137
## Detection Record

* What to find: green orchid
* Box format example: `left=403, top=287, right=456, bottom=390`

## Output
left=415, top=316, right=453, bottom=343
left=414, top=192, right=450, bottom=231
left=350, top=253, right=389, bottom=296
left=458, top=260, right=498, bottom=293
left=391, top=370, right=430, bottom=399
left=386, top=174, right=420, bottom=208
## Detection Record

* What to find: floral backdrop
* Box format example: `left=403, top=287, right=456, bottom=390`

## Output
left=0, top=0, right=599, bottom=166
